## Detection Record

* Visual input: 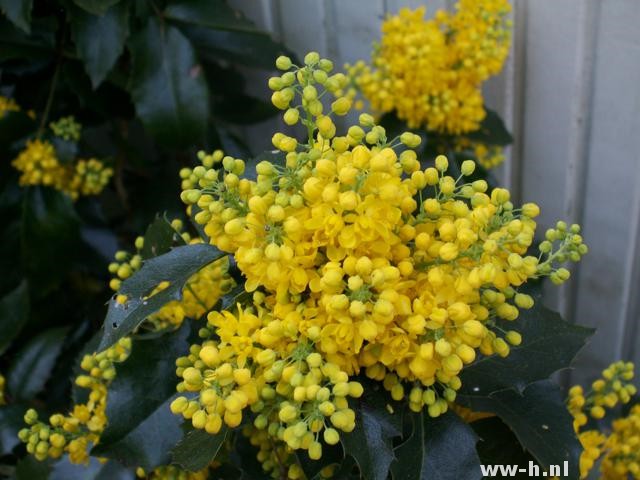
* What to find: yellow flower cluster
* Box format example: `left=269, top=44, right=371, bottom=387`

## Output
left=50, top=116, right=82, bottom=142
left=0, top=373, right=6, bottom=405
left=567, top=361, right=639, bottom=479
left=0, top=95, right=20, bottom=118
left=12, top=139, right=113, bottom=200
left=455, top=138, right=506, bottom=170
left=173, top=52, right=584, bottom=474
left=108, top=219, right=233, bottom=330
left=19, top=338, right=132, bottom=464
left=349, top=1, right=511, bottom=134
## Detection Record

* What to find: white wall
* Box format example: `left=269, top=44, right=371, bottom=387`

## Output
left=230, top=0, right=640, bottom=384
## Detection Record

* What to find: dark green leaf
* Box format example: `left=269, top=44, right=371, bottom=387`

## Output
left=0, top=110, right=36, bottom=149
left=7, top=326, right=68, bottom=400
left=171, top=426, right=228, bottom=471
left=21, top=187, right=81, bottom=292
left=466, top=109, right=513, bottom=146
left=0, top=281, right=29, bottom=355
left=165, top=0, right=262, bottom=33
left=391, top=411, right=481, bottom=480
left=70, top=1, right=129, bottom=88
left=128, top=18, right=209, bottom=147
left=140, top=215, right=185, bottom=260
left=183, top=26, right=289, bottom=70
left=213, top=93, right=277, bottom=125
left=50, top=456, right=135, bottom=480
left=0, top=404, right=27, bottom=455
left=0, top=0, right=33, bottom=33
left=459, top=302, right=594, bottom=396
left=0, top=17, right=54, bottom=62
left=15, top=455, right=51, bottom=480
left=472, top=417, right=537, bottom=478
left=297, top=442, right=344, bottom=480
left=341, top=386, right=402, bottom=480
left=458, top=380, right=581, bottom=479
left=49, top=136, right=78, bottom=164
left=97, top=243, right=224, bottom=350
left=92, top=325, right=190, bottom=469
left=71, top=0, right=120, bottom=16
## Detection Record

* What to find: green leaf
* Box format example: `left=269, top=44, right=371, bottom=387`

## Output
left=7, top=326, right=68, bottom=401
left=458, top=380, right=581, bottom=479
left=71, top=0, right=120, bottom=16
left=128, top=18, right=209, bottom=147
left=50, top=456, right=134, bottom=480
left=183, top=26, right=290, bottom=70
left=391, top=411, right=481, bottom=480
left=165, top=0, right=262, bottom=33
left=49, top=136, right=78, bottom=164
left=459, top=302, right=594, bottom=396
left=21, top=187, right=81, bottom=292
left=92, top=325, right=190, bottom=469
left=341, top=385, right=402, bottom=480
left=466, top=109, right=513, bottom=146
left=0, top=281, right=29, bottom=355
left=0, top=17, right=54, bottom=62
left=70, top=1, right=129, bottom=88
left=15, top=455, right=51, bottom=480
left=213, top=93, right=277, bottom=125
left=97, top=243, right=224, bottom=351
left=171, top=426, right=228, bottom=471
left=0, top=110, right=36, bottom=150
left=140, top=215, right=185, bottom=260
left=0, top=0, right=33, bottom=33
left=0, top=404, right=27, bottom=455
left=472, top=416, right=537, bottom=478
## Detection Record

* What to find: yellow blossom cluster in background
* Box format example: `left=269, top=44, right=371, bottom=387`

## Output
left=567, top=361, right=639, bottom=479
left=108, top=219, right=234, bottom=330
left=174, top=51, right=584, bottom=476
left=349, top=1, right=511, bottom=135
left=10, top=115, right=112, bottom=200
left=0, top=95, right=20, bottom=118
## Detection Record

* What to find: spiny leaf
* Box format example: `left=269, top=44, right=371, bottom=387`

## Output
left=171, top=426, right=228, bottom=472
left=140, top=215, right=185, bottom=260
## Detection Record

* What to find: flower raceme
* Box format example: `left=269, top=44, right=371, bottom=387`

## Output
left=175, top=51, right=586, bottom=470
left=349, top=1, right=511, bottom=135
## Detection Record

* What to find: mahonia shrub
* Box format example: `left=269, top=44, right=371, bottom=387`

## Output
left=349, top=1, right=513, bottom=171
left=13, top=52, right=596, bottom=480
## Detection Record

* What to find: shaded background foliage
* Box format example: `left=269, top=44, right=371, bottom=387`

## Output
left=0, top=0, right=289, bottom=475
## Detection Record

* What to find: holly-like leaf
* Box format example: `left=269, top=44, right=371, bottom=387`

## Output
left=458, top=380, right=581, bottom=479
left=71, top=0, right=120, bottom=16
left=128, top=18, right=209, bottom=147
left=92, top=325, right=190, bottom=469
left=14, top=455, right=51, bottom=480
left=70, top=1, right=129, bottom=88
left=341, top=386, right=402, bottom=480
left=0, top=0, right=33, bottom=33
left=213, top=93, right=277, bottom=125
left=391, top=411, right=481, bottom=480
left=0, top=404, right=27, bottom=455
left=7, top=326, right=68, bottom=400
left=472, top=416, right=537, bottom=478
left=466, top=109, right=513, bottom=146
left=164, top=0, right=262, bottom=33
left=140, top=215, right=185, bottom=260
left=171, top=426, right=228, bottom=472
left=459, top=302, right=594, bottom=396
left=97, top=243, right=225, bottom=351
left=0, top=281, right=29, bottom=355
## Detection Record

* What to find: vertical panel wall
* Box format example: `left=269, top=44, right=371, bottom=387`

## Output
left=230, top=0, right=640, bottom=384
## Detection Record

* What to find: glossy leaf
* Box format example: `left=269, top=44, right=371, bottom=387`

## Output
left=172, top=426, right=228, bottom=471
left=458, top=380, right=581, bottom=479
left=459, top=302, right=594, bottom=396
left=0, top=0, right=33, bottom=33
left=165, top=0, right=262, bottom=33
left=70, top=1, right=129, bottom=88
left=0, top=404, right=27, bottom=455
left=0, top=281, right=29, bottom=355
left=14, top=455, right=51, bottom=480
left=71, top=0, right=120, bottom=16
left=7, top=326, right=68, bottom=400
left=140, top=215, right=185, bottom=260
left=128, top=18, right=209, bottom=147
left=213, top=93, right=277, bottom=125
left=92, top=325, right=190, bottom=469
left=341, top=386, right=402, bottom=480
left=97, top=243, right=224, bottom=351
left=0, top=110, right=36, bottom=148
left=391, top=411, right=481, bottom=480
